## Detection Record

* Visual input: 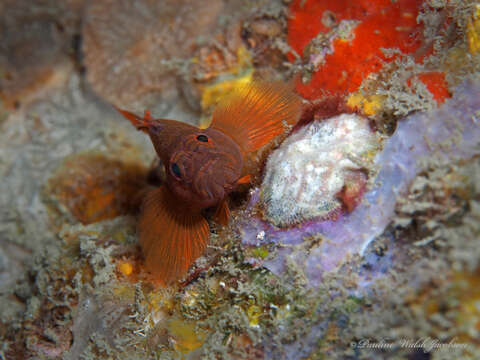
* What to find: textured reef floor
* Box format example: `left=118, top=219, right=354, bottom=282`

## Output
left=1, top=0, right=480, bottom=359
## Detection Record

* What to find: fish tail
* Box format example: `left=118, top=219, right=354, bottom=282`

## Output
left=138, top=186, right=210, bottom=285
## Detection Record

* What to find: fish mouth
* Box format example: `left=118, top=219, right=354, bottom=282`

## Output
left=192, top=160, right=239, bottom=205
left=193, top=170, right=226, bottom=204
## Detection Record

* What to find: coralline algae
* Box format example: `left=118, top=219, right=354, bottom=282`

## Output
left=241, top=78, right=480, bottom=287
left=261, top=113, right=379, bottom=226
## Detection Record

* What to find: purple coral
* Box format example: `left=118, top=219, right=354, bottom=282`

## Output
left=240, top=78, right=480, bottom=287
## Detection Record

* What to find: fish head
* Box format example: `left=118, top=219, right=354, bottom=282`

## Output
left=165, top=128, right=243, bottom=209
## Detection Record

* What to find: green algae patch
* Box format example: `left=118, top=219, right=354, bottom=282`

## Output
left=168, top=318, right=207, bottom=354
left=249, top=246, right=270, bottom=259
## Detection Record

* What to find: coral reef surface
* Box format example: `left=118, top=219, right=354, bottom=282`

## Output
left=241, top=78, right=480, bottom=286
left=0, top=0, right=479, bottom=359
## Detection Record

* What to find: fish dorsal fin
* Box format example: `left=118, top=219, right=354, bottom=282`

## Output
left=138, top=186, right=210, bottom=286
left=210, top=81, right=303, bottom=154
left=236, top=174, right=252, bottom=185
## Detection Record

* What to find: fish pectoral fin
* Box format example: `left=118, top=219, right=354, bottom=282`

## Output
left=210, top=81, right=302, bottom=154
left=236, top=174, right=252, bottom=185
left=213, top=199, right=230, bottom=226
left=138, top=186, right=210, bottom=286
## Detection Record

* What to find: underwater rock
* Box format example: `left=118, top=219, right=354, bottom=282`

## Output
left=0, top=241, right=31, bottom=294
left=82, top=0, right=224, bottom=113
left=64, top=290, right=133, bottom=360
left=261, top=113, right=379, bottom=227
left=241, top=78, right=480, bottom=287
left=0, top=0, right=80, bottom=109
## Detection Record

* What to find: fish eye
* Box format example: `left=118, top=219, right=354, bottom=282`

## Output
left=196, top=134, right=209, bottom=143
left=171, top=163, right=181, bottom=178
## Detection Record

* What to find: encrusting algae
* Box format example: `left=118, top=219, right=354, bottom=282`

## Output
left=47, top=152, right=148, bottom=225
left=467, top=4, right=480, bottom=54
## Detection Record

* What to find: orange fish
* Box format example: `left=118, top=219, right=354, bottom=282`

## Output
left=117, top=81, right=302, bottom=285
